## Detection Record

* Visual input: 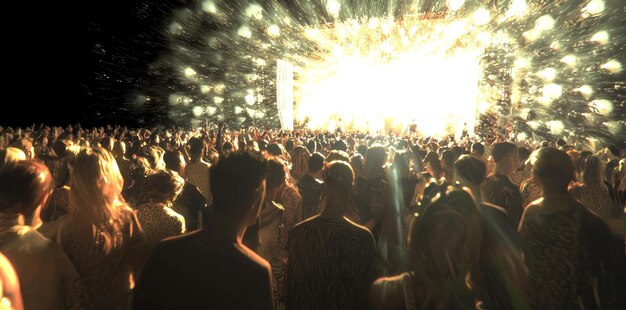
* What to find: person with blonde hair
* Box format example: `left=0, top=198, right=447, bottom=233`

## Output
left=0, top=160, right=83, bottom=310
left=570, top=155, right=614, bottom=220
left=42, top=147, right=149, bottom=309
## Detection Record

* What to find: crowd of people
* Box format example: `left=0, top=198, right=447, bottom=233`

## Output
left=0, top=122, right=624, bottom=309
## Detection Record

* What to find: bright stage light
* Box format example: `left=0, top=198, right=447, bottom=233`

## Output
left=295, top=17, right=484, bottom=137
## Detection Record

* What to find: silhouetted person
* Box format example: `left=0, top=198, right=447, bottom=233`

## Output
left=484, top=142, right=523, bottom=227
left=519, top=147, right=620, bottom=309
left=133, top=150, right=273, bottom=310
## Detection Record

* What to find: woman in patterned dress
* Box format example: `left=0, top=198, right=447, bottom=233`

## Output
left=136, top=170, right=186, bottom=246
left=569, top=155, right=614, bottom=220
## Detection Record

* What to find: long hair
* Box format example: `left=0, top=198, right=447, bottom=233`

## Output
left=69, top=147, right=132, bottom=253
left=582, top=155, right=604, bottom=185
left=408, top=187, right=483, bottom=307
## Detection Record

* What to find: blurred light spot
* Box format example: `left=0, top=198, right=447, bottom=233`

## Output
left=590, top=31, right=609, bottom=45
left=576, top=85, right=593, bottom=99
left=326, top=0, right=340, bottom=18
left=527, top=121, right=540, bottom=130
left=517, top=132, right=528, bottom=141
left=234, top=106, right=243, bottom=114
left=600, top=59, right=622, bottom=74
left=522, top=28, right=541, bottom=42
left=473, top=8, right=490, bottom=26
left=169, top=22, right=183, bottom=35
left=603, top=121, right=621, bottom=135
left=536, top=15, right=555, bottom=31
left=169, top=94, right=181, bottom=105
left=237, top=26, right=252, bottom=38
left=192, top=106, right=203, bottom=117
left=560, top=55, right=577, bottom=67
left=542, top=83, right=562, bottom=100
left=538, top=67, right=557, bottom=81
left=506, top=0, right=527, bottom=18
left=207, top=106, right=217, bottom=115
left=202, top=1, right=217, bottom=14
left=245, top=4, right=263, bottom=20
left=267, top=25, right=280, bottom=38
left=589, top=99, right=613, bottom=116
left=213, top=96, right=224, bottom=104
left=548, top=120, right=565, bottom=135
left=582, top=0, right=605, bottom=17
left=448, top=0, right=465, bottom=11
left=245, top=93, right=256, bottom=105
left=184, top=67, right=197, bottom=78
left=200, top=85, right=212, bottom=94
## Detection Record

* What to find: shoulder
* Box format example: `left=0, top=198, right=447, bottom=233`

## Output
left=370, top=273, right=410, bottom=310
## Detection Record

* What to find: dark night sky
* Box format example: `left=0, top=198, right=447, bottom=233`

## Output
left=4, top=0, right=185, bottom=127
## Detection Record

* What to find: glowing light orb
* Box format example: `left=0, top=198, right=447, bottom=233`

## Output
left=326, top=0, right=340, bottom=18
left=590, top=31, right=609, bottom=44
left=267, top=25, right=280, bottom=38
left=589, top=99, right=613, bottom=116
left=473, top=8, right=490, bottom=26
left=537, top=67, right=557, bottom=82
left=536, top=15, right=555, bottom=31
left=506, top=0, right=528, bottom=18
left=560, top=55, right=577, bottom=67
left=192, top=106, right=203, bottom=117
left=184, top=67, right=197, bottom=79
left=448, top=0, right=465, bottom=12
left=576, top=85, right=593, bottom=99
left=600, top=59, right=622, bottom=74
left=202, top=1, right=217, bottom=14
left=548, top=120, right=565, bottom=135
left=582, top=0, right=605, bottom=17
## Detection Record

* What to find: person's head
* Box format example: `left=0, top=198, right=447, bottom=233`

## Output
left=391, top=151, right=410, bottom=180
left=471, top=142, right=485, bottom=156
left=290, top=146, right=310, bottom=180
left=581, top=155, right=603, bottom=185
left=0, top=147, right=26, bottom=171
left=363, top=145, right=387, bottom=178
left=357, top=144, right=368, bottom=157
left=350, top=153, right=364, bottom=178
left=531, top=147, right=574, bottom=193
left=556, top=138, right=567, bottom=148
left=285, top=139, right=295, bottom=154
left=308, top=152, right=325, bottom=175
left=266, top=157, right=288, bottom=200
left=306, top=139, right=317, bottom=154
left=0, top=160, right=54, bottom=226
left=188, top=136, right=205, bottom=159
left=163, top=150, right=186, bottom=174
left=142, top=170, right=184, bottom=204
left=321, top=161, right=355, bottom=214
left=518, top=147, right=531, bottom=165
left=325, top=150, right=350, bottom=164
left=454, top=155, right=487, bottom=187
left=408, top=187, right=483, bottom=287
left=331, top=140, right=348, bottom=153
left=210, top=150, right=268, bottom=226
left=140, top=145, right=165, bottom=171
left=491, top=142, right=518, bottom=173
left=69, top=147, right=131, bottom=252
left=266, top=143, right=283, bottom=157
left=425, top=157, right=442, bottom=179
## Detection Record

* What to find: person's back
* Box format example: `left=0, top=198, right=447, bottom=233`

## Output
left=286, top=216, right=377, bottom=310
left=484, top=142, right=523, bottom=226
left=297, top=153, right=325, bottom=220
left=133, top=229, right=273, bottom=309
left=519, top=148, right=620, bottom=309
left=133, top=149, right=273, bottom=309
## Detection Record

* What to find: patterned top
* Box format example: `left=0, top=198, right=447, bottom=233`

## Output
left=136, top=203, right=186, bottom=246
left=510, top=169, right=531, bottom=186
left=0, top=220, right=84, bottom=310
left=520, top=177, right=543, bottom=208
left=258, top=201, right=287, bottom=309
left=484, top=174, right=524, bottom=227
left=285, top=215, right=378, bottom=310
left=276, top=184, right=302, bottom=233
left=41, top=209, right=150, bottom=310
left=519, top=201, right=619, bottom=309
left=569, top=183, right=613, bottom=220
left=297, top=174, right=323, bottom=220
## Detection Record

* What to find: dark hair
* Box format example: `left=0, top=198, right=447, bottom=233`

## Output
left=556, top=139, right=566, bottom=147
left=285, top=139, right=295, bottom=153
left=306, top=139, right=317, bottom=154
left=357, top=144, right=368, bottom=156
left=308, top=152, right=325, bottom=173
left=267, top=143, right=283, bottom=157
left=163, top=150, right=184, bottom=172
left=142, top=170, right=184, bottom=204
left=491, top=142, right=517, bottom=163
left=326, top=150, right=351, bottom=163
left=188, top=137, right=205, bottom=157
left=210, top=150, right=268, bottom=212
left=471, top=143, right=485, bottom=156
left=518, top=147, right=531, bottom=161
left=532, top=147, right=574, bottom=191
left=0, top=160, right=54, bottom=219
left=454, top=155, right=487, bottom=185
left=331, top=140, right=348, bottom=152
left=266, top=157, right=287, bottom=190
left=324, top=160, right=354, bottom=191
